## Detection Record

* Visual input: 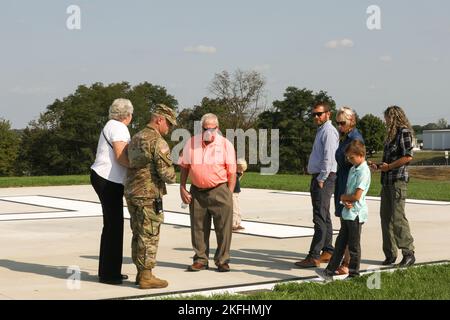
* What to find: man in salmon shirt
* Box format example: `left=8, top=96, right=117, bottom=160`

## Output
left=179, top=113, right=237, bottom=272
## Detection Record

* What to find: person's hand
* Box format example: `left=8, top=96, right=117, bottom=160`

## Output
left=318, top=181, right=324, bottom=189
left=180, top=186, right=192, bottom=204
left=378, top=162, right=390, bottom=172
left=368, top=161, right=378, bottom=171
left=343, top=201, right=353, bottom=209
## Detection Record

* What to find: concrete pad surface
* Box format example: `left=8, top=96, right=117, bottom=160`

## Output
left=0, top=184, right=449, bottom=300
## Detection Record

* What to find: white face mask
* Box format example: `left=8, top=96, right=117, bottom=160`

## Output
left=202, top=128, right=217, bottom=142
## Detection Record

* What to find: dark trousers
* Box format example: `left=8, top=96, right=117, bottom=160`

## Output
left=189, top=183, right=233, bottom=266
left=327, top=218, right=362, bottom=276
left=308, top=173, right=336, bottom=259
left=90, top=170, right=124, bottom=280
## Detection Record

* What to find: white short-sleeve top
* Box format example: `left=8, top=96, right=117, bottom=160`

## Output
left=91, top=119, right=131, bottom=184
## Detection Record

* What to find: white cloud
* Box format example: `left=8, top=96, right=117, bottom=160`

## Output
left=325, top=40, right=339, bottom=49
left=379, top=55, right=393, bottom=63
left=340, top=39, right=354, bottom=47
left=183, top=45, right=217, bottom=54
left=325, top=38, right=354, bottom=49
left=253, top=64, right=271, bottom=72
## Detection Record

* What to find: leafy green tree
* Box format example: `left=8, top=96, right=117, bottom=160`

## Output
left=0, top=119, right=20, bottom=176
left=436, top=118, right=448, bottom=130
left=209, top=69, right=266, bottom=130
left=257, top=87, right=336, bottom=173
left=423, top=122, right=439, bottom=130
left=357, top=114, right=386, bottom=155
left=18, top=82, right=177, bottom=175
left=412, top=125, right=423, bottom=135
left=176, top=97, right=231, bottom=134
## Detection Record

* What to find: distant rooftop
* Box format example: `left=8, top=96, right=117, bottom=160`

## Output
left=423, top=129, right=450, bottom=133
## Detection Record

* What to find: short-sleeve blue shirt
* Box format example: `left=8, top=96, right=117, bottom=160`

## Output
left=342, top=161, right=371, bottom=223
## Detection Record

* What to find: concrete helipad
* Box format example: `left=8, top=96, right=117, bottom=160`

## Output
left=0, top=184, right=449, bottom=300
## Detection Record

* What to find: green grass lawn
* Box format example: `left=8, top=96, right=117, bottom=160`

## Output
left=1, top=172, right=449, bottom=201
left=0, top=175, right=90, bottom=188
left=369, top=150, right=449, bottom=166
left=240, top=172, right=450, bottom=201
left=172, top=263, right=450, bottom=300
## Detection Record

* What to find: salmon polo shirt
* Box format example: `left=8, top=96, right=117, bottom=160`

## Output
left=178, top=134, right=237, bottom=188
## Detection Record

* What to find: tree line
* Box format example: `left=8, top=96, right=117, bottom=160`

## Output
left=1, top=69, right=442, bottom=176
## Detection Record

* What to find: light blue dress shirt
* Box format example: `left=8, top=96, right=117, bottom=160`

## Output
left=342, top=161, right=371, bottom=223
left=307, top=120, right=339, bottom=182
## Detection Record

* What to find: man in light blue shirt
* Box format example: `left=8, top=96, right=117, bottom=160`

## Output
left=295, top=102, right=339, bottom=268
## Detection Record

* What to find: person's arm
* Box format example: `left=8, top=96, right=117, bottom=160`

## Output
left=155, top=139, right=176, bottom=184
left=179, top=166, right=192, bottom=204
left=112, top=141, right=129, bottom=167
left=379, top=156, right=413, bottom=172
left=317, top=127, right=339, bottom=188
left=340, top=188, right=364, bottom=203
left=227, top=172, right=236, bottom=193
left=224, top=140, right=237, bottom=192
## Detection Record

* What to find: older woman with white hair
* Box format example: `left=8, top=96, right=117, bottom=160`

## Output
left=90, top=98, right=133, bottom=285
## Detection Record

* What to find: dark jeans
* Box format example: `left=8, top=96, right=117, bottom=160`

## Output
left=90, top=170, right=124, bottom=280
left=308, top=173, right=336, bottom=259
left=327, top=217, right=362, bottom=276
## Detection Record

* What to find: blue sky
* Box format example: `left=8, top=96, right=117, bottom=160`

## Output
left=1, top=0, right=449, bottom=128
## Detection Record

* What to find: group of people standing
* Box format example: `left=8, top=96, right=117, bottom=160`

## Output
left=90, top=98, right=417, bottom=289
left=90, top=101, right=238, bottom=288
left=295, top=102, right=416, bottom=278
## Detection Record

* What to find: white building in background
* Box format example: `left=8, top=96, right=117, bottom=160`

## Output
left=423, top=129, right=450, bottom=150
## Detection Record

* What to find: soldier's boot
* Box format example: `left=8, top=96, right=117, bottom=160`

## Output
left=135, top=271, right=141, bottom=285
left=139, top=270, right=168, bottom=289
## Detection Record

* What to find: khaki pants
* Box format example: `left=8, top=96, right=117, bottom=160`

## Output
left=380, top=181, right=415, bottom=258
left=189, top=183, right=233, bottom=265
left=232, top=193, right=242, bottom=228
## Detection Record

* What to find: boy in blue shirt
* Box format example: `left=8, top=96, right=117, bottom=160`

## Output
left=323, top=140, right=371, bottom=278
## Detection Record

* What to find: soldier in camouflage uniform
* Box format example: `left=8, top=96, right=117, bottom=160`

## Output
left=124, top=104, right=177, bottom=289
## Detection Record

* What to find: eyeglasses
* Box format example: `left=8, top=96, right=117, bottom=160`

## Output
left=312, top=111, right=326, bottom=118
left=202, top=127, right=217, bottom=131
left=337, top=121, right=347, bottom=126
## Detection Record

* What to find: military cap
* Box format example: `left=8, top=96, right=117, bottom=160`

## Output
left=154, top=104, right=177, bottom=126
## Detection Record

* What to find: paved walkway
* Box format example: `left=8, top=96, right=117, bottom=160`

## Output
left=0, top=184, right=449, bottom=300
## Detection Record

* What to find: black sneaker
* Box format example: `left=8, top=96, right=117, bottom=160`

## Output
left=382, top=257, right=397, bottom=265
left=321, top=269, right=335, bottom=281
left=397, top=254, right=415, bottom=267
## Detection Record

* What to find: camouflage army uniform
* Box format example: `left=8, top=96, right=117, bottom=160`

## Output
left=125, top=125, right=176, bottom=272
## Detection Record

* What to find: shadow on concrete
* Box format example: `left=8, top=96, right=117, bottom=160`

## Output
left=80, top=255, right=190, bottom=271
left=0, top=259, right=98, bottom=282
left=0, top=259, right=146, bottom=288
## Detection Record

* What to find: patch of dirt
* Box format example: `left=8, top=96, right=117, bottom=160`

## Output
left=409, top=166, right=450, bottom=181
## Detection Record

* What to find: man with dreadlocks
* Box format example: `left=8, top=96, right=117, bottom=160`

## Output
left=370, top=105, right=416, bottom=268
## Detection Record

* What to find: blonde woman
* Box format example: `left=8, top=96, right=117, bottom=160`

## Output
left=370, top=105, right=416, bottom=267
left=333, top=107, right=364, bottom=274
